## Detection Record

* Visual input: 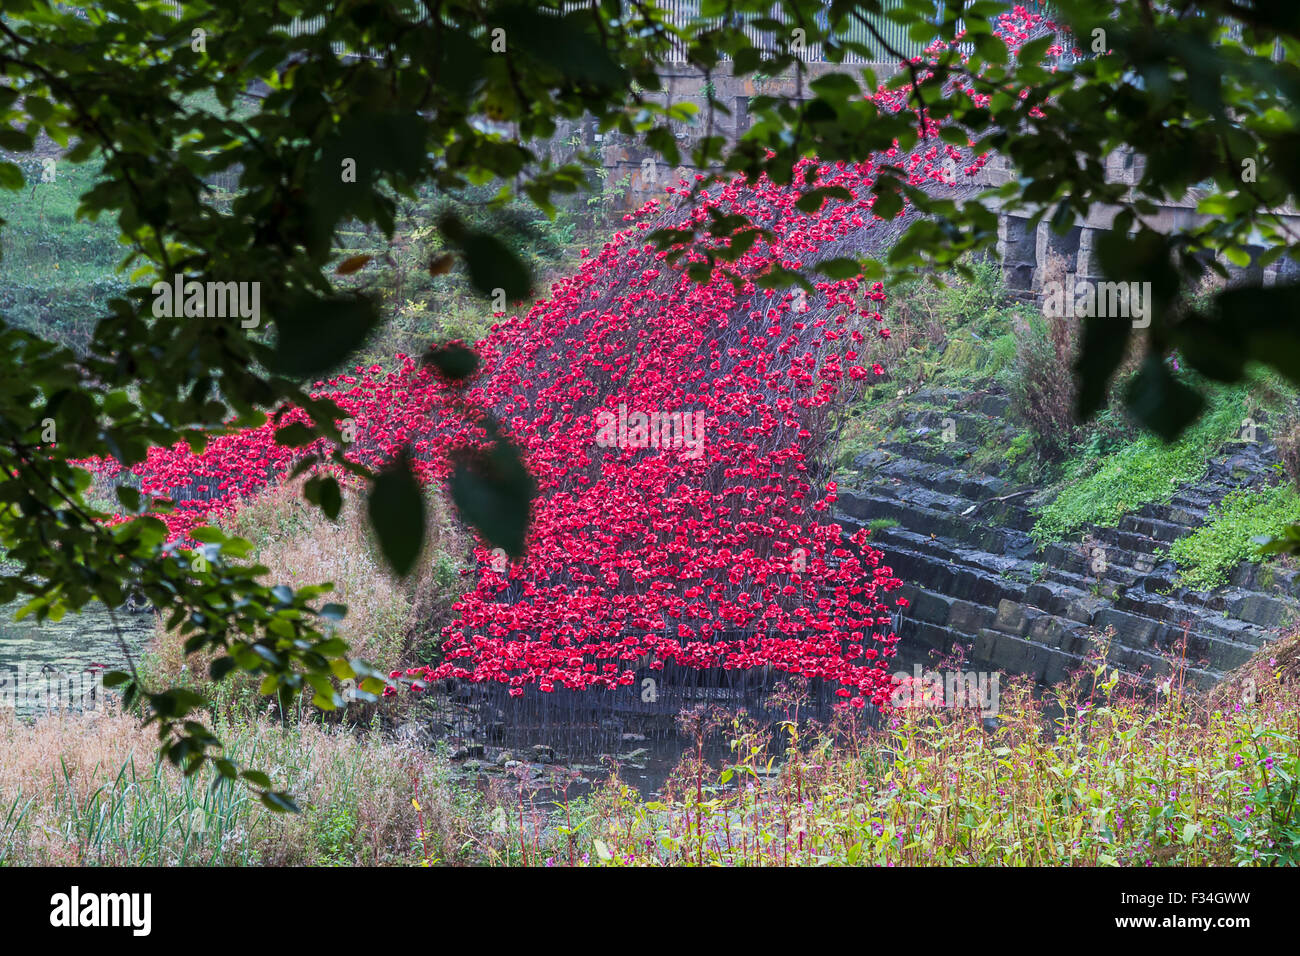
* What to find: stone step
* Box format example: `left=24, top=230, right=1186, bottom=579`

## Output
left=1114, top=591, right=1281, bottom=651
left=877, top=439, right=984, bottom=470
left=1024, top=558, right=1282, bottom=660
left=865, top=490, right=1036, bottom=538
left=983, top=622, right=1221, bottom=689
left=872, top=542, right=1030, bottom=609
left=975, top=392, right=1012, bottom=417
left=909, top=385, right=1012, bottom=416
left=873, top=527, right=1036, bottom=578
left=838, top=491, right=1032, bottom=555
left=856, top=478, right=1038, bottom=535
left=968, top=625, right=1092, bottom=686
left=983, top=577, right=1252, bottom=668
left=1091, top=606, right=1263, bottom=668
left=1022, top=579, right=1108, bottom=622
left=1083, top=524, right=1168, bottom=557
left=1133, top=500, right=1208, bottom=528
left=1039, top=545, right=1144, bottom=588
left=1118, top=513, right=1196, bottom=545
left=864, top=523, right=1270, bottom=675
left=875, top=551, right=1244, bottom=673
left=906, top=618, right=1221, bottom=690
left=855, top=451, right=1015, bottom=503
left=1166, top=489, right=1217, bottom=514
left=1227, top=562, right=1300, bottom=598
left=896, top=408, right=1010, bottom=443
left=910, top=387, right=972, bottom=405
left=856, top=476, right=983, bottom=516
left=841, top=396, right=1295, bottom=690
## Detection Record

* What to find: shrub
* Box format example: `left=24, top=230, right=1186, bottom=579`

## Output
left=1007, top=253, right=1080, bottom=461
left=1169, top=482, right=1300, bottom=591
left=1033, top=384, right=1248, bottom=544
left=1007, top=308, right=1079, bottom=460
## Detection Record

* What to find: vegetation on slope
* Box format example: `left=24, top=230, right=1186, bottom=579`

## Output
left=1170, top=483, right=1300, bottom=591
left=1029, top=384, right=1250, bottom=545
left=139, top=479, right=472, bottom=722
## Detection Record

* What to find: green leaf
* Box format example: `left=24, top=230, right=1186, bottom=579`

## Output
left=449, top=437, right=536, bottom=559
left=274, top=422, right=317, bottom=447
left=260, top=791, right=301, bottom=813
left=816, top=257, right=863, bottom=279
left=1125, top=355, right=1206, bottom=441
left=368, top=451, right=425, bottom=576
left=453, top=229, right=533, bottom=302
left=496, top=6, right=626, bottom=90
left=1018, top=35, right=1053, bottom=68
left=272, top=295, right=379, bottom=378
left=0, top=162, right=23, bottom=191
left=209, top=657, right=238, bottom=681
left=1074, top=312, right=1132, bottom=421
left=319, top=602, right=347, bottom=622
left=320, top=476, right=342, bottom=520
left=873, top=188, right=903, bottom=220
left=423, top=342, right=480, bottom=382
left=47, top=389, right=97, bottom=451
left=115, top=486, right=142, bottom=512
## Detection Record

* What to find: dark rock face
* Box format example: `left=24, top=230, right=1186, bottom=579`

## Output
left=838, top=388, right=1298, bottom=690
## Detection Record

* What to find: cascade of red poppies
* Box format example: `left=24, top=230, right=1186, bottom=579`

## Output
left=78, top=6, right=1056, bottom=708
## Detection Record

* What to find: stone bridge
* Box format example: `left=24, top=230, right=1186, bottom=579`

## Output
left=560, top=60, right=1300, bottom=294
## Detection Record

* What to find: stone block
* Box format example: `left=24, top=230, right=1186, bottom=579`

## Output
left=911, top=590, right=954, bottom=626
left=993, top=598, right=1029, bottom=636
left=949, top=599, right=993, bottom=635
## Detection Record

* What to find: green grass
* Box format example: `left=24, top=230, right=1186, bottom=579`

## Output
left=1170, top=482, right=1300, bottom=590
left=1032, top=387, right=1249, bottom=545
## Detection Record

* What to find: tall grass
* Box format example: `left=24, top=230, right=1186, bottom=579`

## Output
left=0, top=705, right=494, bottom=866
left=7, top=632, right=1298, bottom=866
left=553, top=634, right=1300, bottom=867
